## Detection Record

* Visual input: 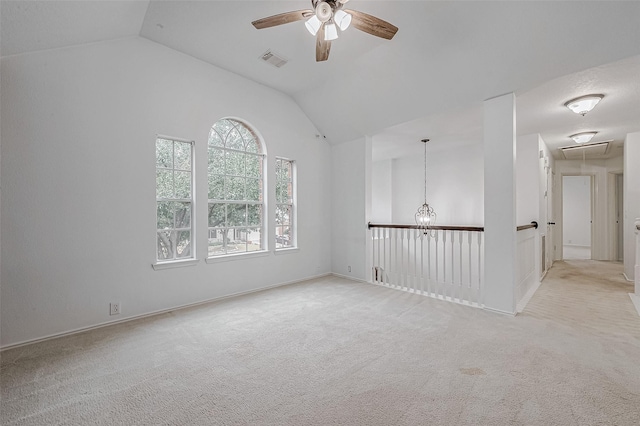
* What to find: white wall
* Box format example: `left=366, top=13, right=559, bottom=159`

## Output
left=554, top=157, right=623, bottom=261
left=562, top=176, right=592, bottom=247
left=331, top=137, right=369, bottom=281
left=0, top=37, right=332, bottom=347
left=374, top=142, right=484, bottom=226
left=516, top=134, right=540, bottom=226
left=624, top=132, right=640, bottom=280
left=371, top=159, right=392, bottom=223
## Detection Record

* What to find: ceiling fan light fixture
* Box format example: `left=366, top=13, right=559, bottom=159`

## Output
left=324, top=22, right=339, bottom=41
left=570, top=132, right=597, bottom=144
left=564, top=94, right=604, bottom=116
left=316, top=1, right=332, bottom=22
left=334, top=10, right=352, bottom=31
left=305, top=15, right=321, bottom=36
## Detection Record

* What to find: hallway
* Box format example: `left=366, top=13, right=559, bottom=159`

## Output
left=523, top=260, right=639, bottom=339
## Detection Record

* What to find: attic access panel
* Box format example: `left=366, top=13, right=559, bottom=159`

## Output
left=559, top=141, right=610, bottom=160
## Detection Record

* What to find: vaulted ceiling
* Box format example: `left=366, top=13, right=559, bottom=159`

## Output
left=2, top=1, right=640, bottom=157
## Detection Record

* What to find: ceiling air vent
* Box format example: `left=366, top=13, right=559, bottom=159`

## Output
left=559, top=140, right=611, bottom=160
left=260, top=50, right=288, bottom=68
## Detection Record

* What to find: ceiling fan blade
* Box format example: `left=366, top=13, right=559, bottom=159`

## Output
left=338, top=0, right=350, bottom=4
left=346, top=10, right=398, bottom=40
left=252, top=10, right=314, bottom=29
left=316, top=25, right=331, bottom=62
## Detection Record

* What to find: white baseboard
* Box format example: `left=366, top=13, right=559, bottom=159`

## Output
left=517, top=279, right=542, bottom=313
left=483, top=306, right=517, bottom=316
left=330, top=272, right=371, bottom=284
left=622, top=273, right=634, bottom=282
left=1, top=272, right=332, bottom=352
left=629, top=293, right=640, bottom=317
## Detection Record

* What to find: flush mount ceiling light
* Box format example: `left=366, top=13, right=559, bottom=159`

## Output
left=415, top=139, right=436, bottom=235
left=570, top=131, right=598, bottom=144
left=252, top=0, right=398, bottom=62
left=564, top=94, right=604, bottom=116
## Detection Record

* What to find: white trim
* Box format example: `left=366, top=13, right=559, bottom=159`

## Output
left=483, top=306, right=517, bottom=316
left=0, top=272, right=332, bottom=351
left=629, top=293, right=640, bottom=316
left=152, top=258, right=199, bottom=270
left=274, top=247, right=299, bottom=255
left=156, top=134, right=194, bottom=144
left=516, top=279, right=542, bottom=313
left=623, top=273, right=633, bottom=282
left=331, top=272, right=371, bottom=284
left=205, top=250, right=269, bottom=263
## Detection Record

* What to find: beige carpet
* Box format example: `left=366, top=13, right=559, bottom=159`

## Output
left=2, top=265, right=640, bottom=425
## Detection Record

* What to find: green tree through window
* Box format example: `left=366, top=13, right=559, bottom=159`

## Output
left=208, top=119, right=264, bottom=256
left=275, top=158, right=295, bottom=249
left=156, top=137, right=194, bottom=261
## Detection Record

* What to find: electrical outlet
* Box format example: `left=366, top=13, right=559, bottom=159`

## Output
left=110, top=302, right=121, bottom=316
left=348, top=265, right=351, bottom=272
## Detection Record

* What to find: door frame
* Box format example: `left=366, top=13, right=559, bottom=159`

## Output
left=558, top=173, right=595, bottom=260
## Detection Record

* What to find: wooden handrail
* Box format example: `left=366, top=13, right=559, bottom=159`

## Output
left=517, top=221, right=539, bottom=231
left=367, top=221, right=538, bottom=232
left=368, top=223, right=484, bottom=232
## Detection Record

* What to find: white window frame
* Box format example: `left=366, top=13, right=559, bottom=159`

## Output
left=153, top=135, right=197, bottom=269
left=275, top=157, right=297, bottom=251
left=206, top=119, right=267, bottom=259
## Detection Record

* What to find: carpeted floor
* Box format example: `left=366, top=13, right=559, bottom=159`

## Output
left=2, top=262, right=639, bottom=425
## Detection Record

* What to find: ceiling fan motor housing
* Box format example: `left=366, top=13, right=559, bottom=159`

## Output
left=316, top=2, right=333, bottom=22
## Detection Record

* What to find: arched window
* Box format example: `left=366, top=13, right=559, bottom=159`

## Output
left=207, top=118, right=265, bottom=256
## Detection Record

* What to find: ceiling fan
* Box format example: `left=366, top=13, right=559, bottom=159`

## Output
left=251, top=0, right=398, bottom=62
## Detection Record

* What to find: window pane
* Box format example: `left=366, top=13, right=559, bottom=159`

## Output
left=276, top=205, right=291, bottom=226
left=209, top=129, right=224, bottom=147
left=226, top=151, right=245, bottom=176
left=208, top=147, right=224, bottom=173
left=174, top=202, right=191, bottom=228
left=208, top=203, right=225, bottom=227
left=156, top=170, right=173, bottom=199
left=156, top=139, right=173, bottom=168
left=276, top=181, right=291, bottom=204
left=275, top=159, right=285, bottom=181
left=227, top=204, right=246, bottom=226
left=226, top=128, right=244, bottom=151
left=174, top=171, right=191, bottom=198
left=247, top=204, right=262, bottom=227
left=225, top=229, right=240, bottom=253
left=176, top=231, right=191, bottom=258
left=246, top=178, right=260, bottom=202
left=246, top=154, right=261, bottom=178
left=208, top=229, right=225, bottom=256
left=238, top=126, right=255, bottom=150
left=213, top=120, right=233, bottom=146
left=157, top=201, right=173, bottom=229
left=276, top=226, right=292, bottom=248
left=226, top=177, right=245, bottom=200
left=229, top=228, right=248, bottom=253
left=247, top=228, right=261, bottom=251
left=174, top=142, right=191, bottom=171
left=282, top=160, right=292, bottom=180
left=208, top=174, right=224, bottom=200
left=157, top=230, right=174, bottom=259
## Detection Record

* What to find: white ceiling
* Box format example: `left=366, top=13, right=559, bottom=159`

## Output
left=2, top=1, right=640, bottom=157
left=373, top=54, right=640, bottom=161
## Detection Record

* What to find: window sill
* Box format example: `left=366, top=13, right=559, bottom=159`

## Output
left=152, top=258, right=199, bottom=270
left=274, top=247, right=299, bottom=255
left=205, top=250, right=270, bottom=264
